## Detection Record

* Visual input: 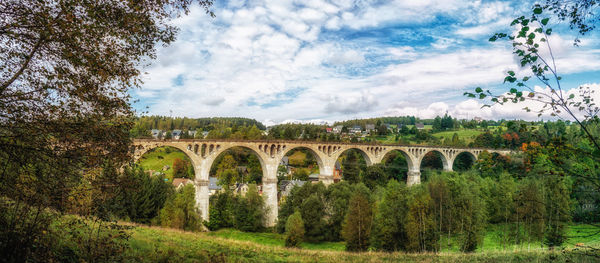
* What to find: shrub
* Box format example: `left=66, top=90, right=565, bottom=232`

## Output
left=284, top=211, right=305, bottom=247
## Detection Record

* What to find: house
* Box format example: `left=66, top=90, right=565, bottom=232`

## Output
left=172, top=129, right=182, bottom=140
left=415, top=123, right=425, bottom=130
left=333, top=161, right=342, bottom=183
left=188, top=130, right=197, bottom=138
left=151, top=129, right=162, bottom=139
left=365, top=124, right=375, bottom=133
left=473, top=117, right=483, bottom=122
left=279, top=180, right=306, bottom=199
left=234, top=183, right=249, bottom=196
left=202, top=131, right=209, bottom=138
left=326, top=127, right=333, bottom=133
left=278, top=156, right=291, bottom=177
left=332, top=125, right=343, bottom=134
left=172, top=178, right=192, bottom=190
left=280, top=156, right=289, bottom=167
left=308, top=173, right=320, bottom=182
left=349, top=125, right=362, bottom=134
left=208, top=177, right=222, bottom=195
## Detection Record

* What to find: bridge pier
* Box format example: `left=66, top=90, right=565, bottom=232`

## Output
left=407, top=170, right=421, bottom=186
left=195, top=180, right=210, bottom=221
left=262, top=178, right=278, bottom=227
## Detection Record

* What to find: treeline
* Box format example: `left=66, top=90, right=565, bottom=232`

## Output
left=69, top=164, right=202, bottom=231
left=130, top=116, right=266, bottom=137
left=470, top=120, right=583, bottom=149
left=266, top=123, right=339, bottom=141
left=276, top=131, right=598, bottom=251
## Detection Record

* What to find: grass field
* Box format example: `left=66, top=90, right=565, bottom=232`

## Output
left=432, top=129, right=485, bottom=144
left=137, top=146, right=193, bottom=181
left=125, top=224, right=599, bottom=262
left=203, top=224, right=600, bottom=253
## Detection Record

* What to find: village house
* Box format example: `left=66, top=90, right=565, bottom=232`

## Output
left=151, top=129, right=162, bottom=139
left=415, top=123, right=425, bottom=130
left=332, top=125, right=343, bottom=134
left=172, top=129, right=182, bottom=140
left=349, top=125, right=362, bottom=134
left=172, top=178, right=192, bottom=190
left=208, top=177, right=222, bottom=196
left=279, top=180, right=306, bottom=201
left=326, top=127, right=333, bottom=133
left=333, top=161, right=342, bottom=183
left=365, top=124, right=375, bottom=134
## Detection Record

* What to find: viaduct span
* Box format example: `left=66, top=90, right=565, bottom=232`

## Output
left=132, top=139, right=511, bottom=227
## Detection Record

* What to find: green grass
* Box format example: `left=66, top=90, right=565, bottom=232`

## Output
left=124, top=224, right=599, bottom=262
left=432, top=129, right=485, bottom=144
left=207, top=228, right=345, bottom=251
left=137, top=146, right=192, bottom=181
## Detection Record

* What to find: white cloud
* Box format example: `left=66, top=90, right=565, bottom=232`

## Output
left=133, top=0, right=600, bottom=125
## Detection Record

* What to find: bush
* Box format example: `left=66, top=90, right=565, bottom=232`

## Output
left=285, top=211, right=305, bottom=247
left=158, top=184, right=202, bottom=231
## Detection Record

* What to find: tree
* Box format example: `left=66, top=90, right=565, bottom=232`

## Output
left=371, top=180, right=409, bottom=252
left=301, top=194, right=326, bottom=242
left=405, top=185, right=437, bottom=252
left=172, top=158, right=186, bottom=178
left=204, top=191, right=236, bottom=231
left=0, top=1, right=215, bottom=258
left=285, top=211, right=305, bottom=248
left=543, top=0, right=600, bottom=40
left=233, top=184, right=265, bottom=232
left=468, top=4, right=600, bottom=153
left=362, top=164, right=389, bottom=190
left=342, top=150, right=361, bottom=183
left=342, top=186, right=373, bottom=252
left=158, top=184, right=202, bottom=231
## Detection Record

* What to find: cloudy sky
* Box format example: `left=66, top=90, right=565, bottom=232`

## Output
left=131, top=0, right=600, bottom=125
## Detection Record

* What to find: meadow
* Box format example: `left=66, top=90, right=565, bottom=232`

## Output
left=124, top=223, right=599, bottom=262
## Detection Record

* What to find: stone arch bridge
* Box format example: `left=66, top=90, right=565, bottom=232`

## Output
left=132, top=139, right=511, bottom=227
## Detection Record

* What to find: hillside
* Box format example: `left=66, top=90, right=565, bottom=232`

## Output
left=125, top=224, right=598, bottom=262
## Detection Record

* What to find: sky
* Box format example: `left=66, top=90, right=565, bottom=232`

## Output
left=131, top=0, right=600, bottom=126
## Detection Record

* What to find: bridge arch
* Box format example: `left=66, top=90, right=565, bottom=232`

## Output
left=419, top=149, right=450, bottom=171
left=380, top=149, right=415, bottom=175
left=332, top=147, right=373, bottom=166
left=279, top=146, right=325, bottom=175
left=133, top=143, right=201, bottom=176
left=451, top=151, right=477, bottom=171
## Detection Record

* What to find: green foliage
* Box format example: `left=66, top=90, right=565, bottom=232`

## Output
left=543, top=175, right=571, bottom=248
left=341, top=150, right=362, bottom=183
left=301, top=194, right=326, bottom=242
left=204, top=191, right=236, bottom=231
left=362, top=163, right=389, bottom=190
left=406, top=185, right=438, bottom=252
left=371, top=180, right=409, bottom=251
left=342, top=184, right=373, bottom=252
left=158, top=184, right=202, bottom=231
left=111, top=166, right=174, bottom=224
left=285, top=211, right=305, bottom=248
left=233, top=185, right=265, bottom=232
